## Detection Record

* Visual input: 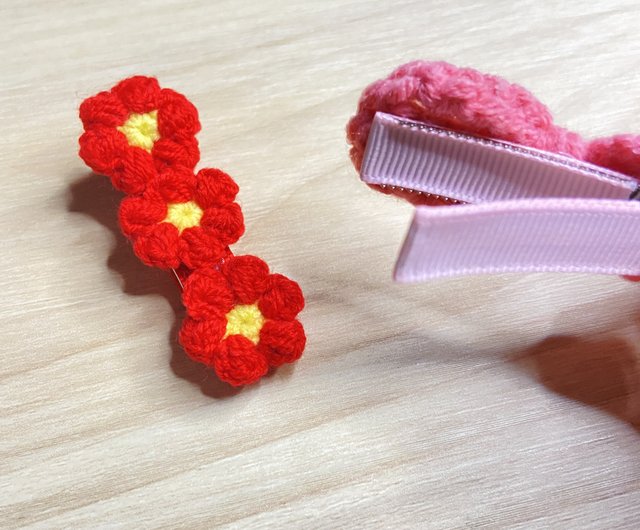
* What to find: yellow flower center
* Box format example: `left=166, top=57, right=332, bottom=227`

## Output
left=224, top=304, right=265, bottom=344
left=117, top=110, right=159, bottom=152
left=164, top=201, right=203, bottom=234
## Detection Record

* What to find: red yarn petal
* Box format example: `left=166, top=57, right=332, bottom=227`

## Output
left=154, top=166, right=197, bottom=203
left=179, top=316, right=225, bottom=366
left=153, top=136, right=200, bottom=170
left=182, top=268, right=234, bottom=320
left=214, top=335, right=269, bottom=386
left=118, top=192, right=167, bottom=237
left=179, top=228, right=228, bottom=270
left=194, top=168, right=240, bottom=208
left=259, top=274, right=305, bottom=321
left=132, top=223, right=182, bottom=269
left=78, top=127, right=127, bottom=177
left=258, top=319, right=306, bottom=366
left=79, top=123, right=157, bottom=195
left=112, top=76, right=161, bottom=114
left=221, top=255, right=270, bottom=304
left=157, top=88, right=201, bottom=138
left=200, top=203, right=244, bottom=245
left=79, top=90, right=128, bottom=129
left=116, top=147, right=158, bottom=195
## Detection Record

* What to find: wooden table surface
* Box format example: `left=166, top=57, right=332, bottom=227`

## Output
left=2, top=1, right=640, bottom=528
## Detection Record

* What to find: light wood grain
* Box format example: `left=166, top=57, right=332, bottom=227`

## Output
left=2, top=0, right=640, bottom=528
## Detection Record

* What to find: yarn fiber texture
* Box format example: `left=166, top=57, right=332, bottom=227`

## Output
left=346, top=60, right=640, bottom=206
left=79, top=76, right=306, bottom=387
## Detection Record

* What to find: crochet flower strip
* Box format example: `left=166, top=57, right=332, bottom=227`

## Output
left=119, top=166, right=244, bottom=269
left=180, top=255, right=306, bottom=386
left=79, top=76, right=201, bottom=195
left=78, top=76, right=307, bottom=387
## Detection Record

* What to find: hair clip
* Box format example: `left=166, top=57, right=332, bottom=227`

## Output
left=347, top=61, right=640, bottom=281
left=79, top=76, right=306, bottom=386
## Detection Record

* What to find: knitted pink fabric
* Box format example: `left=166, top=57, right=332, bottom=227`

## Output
left=347, top=61, right=640, bottom=194
left=347, top=60, right=640, bottom=281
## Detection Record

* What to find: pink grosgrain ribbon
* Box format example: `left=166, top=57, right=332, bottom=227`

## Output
left=360, top=112, right=640, bottom=281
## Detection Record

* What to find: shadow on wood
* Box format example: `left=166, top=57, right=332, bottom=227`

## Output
left=515, top=335, right=640, bottom=431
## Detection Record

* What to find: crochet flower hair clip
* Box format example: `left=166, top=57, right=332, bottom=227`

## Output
left=79, top=76, right=306, bottom=386
left=347, top=61, right=640, bottom=281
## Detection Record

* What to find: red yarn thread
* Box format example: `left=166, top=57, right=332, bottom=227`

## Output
left=78, top=76, right=306, bottom=386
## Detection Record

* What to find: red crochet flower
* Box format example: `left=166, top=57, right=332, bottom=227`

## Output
left=79, top=76, right=200, bottom=195
left=119, top=167, right=244, bottom=269
left=179, top=255, right=306, bottom=386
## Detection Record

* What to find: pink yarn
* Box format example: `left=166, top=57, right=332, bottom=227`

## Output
left=347, top=60, right=640, bottom=181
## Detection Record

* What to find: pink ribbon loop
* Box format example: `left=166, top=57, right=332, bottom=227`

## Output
left=395, top=199, right=640, bottom=281
left=361, top=112, right=640, bottom=281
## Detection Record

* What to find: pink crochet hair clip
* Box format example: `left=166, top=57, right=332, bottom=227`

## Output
left=78, top=76, right=306, bottom=387
left=347, top=61, right=640, bottom=281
